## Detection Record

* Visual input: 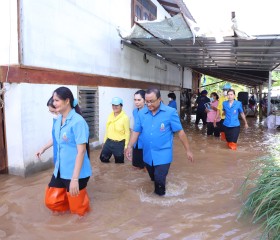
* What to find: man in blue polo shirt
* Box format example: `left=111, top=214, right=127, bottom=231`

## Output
left=126, top=88, right=194, bottom=196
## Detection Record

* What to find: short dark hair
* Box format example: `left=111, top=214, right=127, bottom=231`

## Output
left=47, top=96, right=55, bottom=108
left=168, top=92, right=176, bottom=100
left=227, top=89, right=235, bottom=95
left=210, top=92, right=219, bottom=100
left=146, top=87, right=161, bottom=98
left=135, top=89, right=146, bottom=100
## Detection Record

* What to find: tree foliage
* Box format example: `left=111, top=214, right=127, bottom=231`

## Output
left=272, top=71, right=280, bottom=86
left=200, top=75, right=247, bottom=96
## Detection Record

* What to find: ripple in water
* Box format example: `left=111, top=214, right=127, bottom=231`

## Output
left=138, top=181, right=188, bottom=206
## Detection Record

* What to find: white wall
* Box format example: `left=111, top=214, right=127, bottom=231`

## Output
left=20, top=0, right=182, bottom=87
left=0, top=0, right=19, bottom=65
left=183, top=68, right=193, bottom=89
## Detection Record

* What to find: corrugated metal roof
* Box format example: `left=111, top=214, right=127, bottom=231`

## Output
left=120, top=12, right=280, bottom=87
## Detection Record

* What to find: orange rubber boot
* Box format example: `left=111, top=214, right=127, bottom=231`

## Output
left=220, top=132, right=226, bottom=141
left=228, top=142, right=237, bottom=150
left=67, top=188, right=90, bottom=216
left=45, top=187, right=69, bottom=212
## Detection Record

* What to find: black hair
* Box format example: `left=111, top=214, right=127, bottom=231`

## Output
left=168, top=92, right=176, bottom=100
left=135, top=89, right=146, bottom=100
left=53, top=86, right=90, bottom=158
left=227, top=89, right=235, bottom=95
left=210, top=92, right=219, bottom=100
left=47, top=96, right=55, bottom=108
left=146, top=87, right=161, bottom=98
left=53, top=86, right=82, bottom=115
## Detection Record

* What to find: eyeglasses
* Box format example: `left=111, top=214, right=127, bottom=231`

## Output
left=145, top=98, right=158, bottom=105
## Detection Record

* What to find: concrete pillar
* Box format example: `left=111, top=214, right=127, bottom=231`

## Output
left=259, top=85, right=263, bottom=119
left=267, top=71, right=272, bottom=115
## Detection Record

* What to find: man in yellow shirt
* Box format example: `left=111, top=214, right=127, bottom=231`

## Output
left=100, top=97, right=130, bottom=163
left=215, top=83, right=231, bottom=140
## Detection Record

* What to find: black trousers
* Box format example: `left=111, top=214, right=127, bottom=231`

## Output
left=145, top=163, right=170, bottom=196
left=100, top=139, right=125, bottom=163
left=219, top=119, right=225, bottom=133
left=224, top=126, right=240, bottom=143
left=207, top=122, right=220, bottom=137
left=132, top=144, right=145, bottom=168
left=195, top=112, right=207, bottom=125
left=48, top=171, right=89, bottom=192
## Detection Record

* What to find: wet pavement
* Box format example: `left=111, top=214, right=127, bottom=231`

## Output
left=0, top=116, right=278, bottom=240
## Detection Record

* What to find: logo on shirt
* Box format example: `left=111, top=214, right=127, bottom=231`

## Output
left=160, top=123, right=165, bottom=132
left=62, top=132, right=69, bottom=142
left=233, top=110, right=237, bottom=114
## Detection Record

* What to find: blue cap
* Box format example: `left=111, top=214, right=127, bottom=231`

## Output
left=111, top=97, right=123, bottom=105
left=223, top=83, right=231, bottom=90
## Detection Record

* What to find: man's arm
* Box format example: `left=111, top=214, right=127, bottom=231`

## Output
left=177, top=130, right=194, bottom=162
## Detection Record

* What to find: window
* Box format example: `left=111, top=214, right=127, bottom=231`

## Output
left=132, top=0, right=157, bottom=25
left=143, top=12, right=149, bottom=20
left=135, top=5, right=142, bottom=20
left=78, top=88, right=99, bottom=140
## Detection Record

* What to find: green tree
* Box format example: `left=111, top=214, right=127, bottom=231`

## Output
left=272, top=71, right=280, bottom=86
left=200, top=75, right=247, bottom=96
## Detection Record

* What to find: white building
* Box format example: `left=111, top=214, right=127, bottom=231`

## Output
left=0, top=0, right=194, bottom=176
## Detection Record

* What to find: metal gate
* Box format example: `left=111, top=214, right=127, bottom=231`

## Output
left=0, top=84, right=7, bottom=173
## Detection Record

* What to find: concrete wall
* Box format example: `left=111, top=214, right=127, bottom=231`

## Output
left=183, top=68, right=193, bottom=89
left=20, top=0, right=181, bottom=86
left=0, top=0, right=19, bottom=65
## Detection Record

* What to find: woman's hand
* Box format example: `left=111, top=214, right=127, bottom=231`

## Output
left=35, top=148, right=45, bottom=159
left=69, top=179, right=79, bottom=196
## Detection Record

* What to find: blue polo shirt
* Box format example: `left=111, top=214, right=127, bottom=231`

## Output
left=223, top=100, right=243, bottom=127
left=52, top=118, right=57, bottom=164
left=168, top=100, right=177, bottom=110
left=134, top=102, right=183, bottom=166
left=53, top=109, right=92, bottom=179
left=132, top=106, right=148, bottom=149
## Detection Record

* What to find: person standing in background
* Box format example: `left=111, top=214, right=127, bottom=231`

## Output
left=36, top=96, right=59, bottom=165
left=45, top=86, right=92, bottom=216
left=206, top=92, right=220, bottom=137
left=195, top=90, right=210, bottom=125
left=216, top=83, right=231, bottom=140
left=167, top=92, right=177, bottom=110
left=100, top=97, right=130, bottom=164
left=132, top=90, right=146, bottom=169
left=222, top=89, right=248, bottom=150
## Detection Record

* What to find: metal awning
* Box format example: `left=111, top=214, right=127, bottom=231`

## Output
left=120, top=13, right=280, bottom=87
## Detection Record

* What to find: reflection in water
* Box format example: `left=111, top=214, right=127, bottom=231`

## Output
left=1, top=117, right=279, bottom=239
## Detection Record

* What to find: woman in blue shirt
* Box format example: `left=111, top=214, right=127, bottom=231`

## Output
left=132, top=90, right=146, bottom=169
left=45, top=87, right=92, bottom=216
left=222, top=89, right=248, bottom=150
left=167, top=92, right=177, bottom=110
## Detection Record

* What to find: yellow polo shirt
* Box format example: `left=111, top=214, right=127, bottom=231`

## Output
left=217, top=95, right=228, bottom=120
left=104, top=111, right=130, bottom=148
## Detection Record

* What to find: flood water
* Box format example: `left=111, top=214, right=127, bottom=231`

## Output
left=0, top=116, right=279, bottom=240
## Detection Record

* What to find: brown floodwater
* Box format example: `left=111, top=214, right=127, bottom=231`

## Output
left=0, top=116, right=278, bottom=240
